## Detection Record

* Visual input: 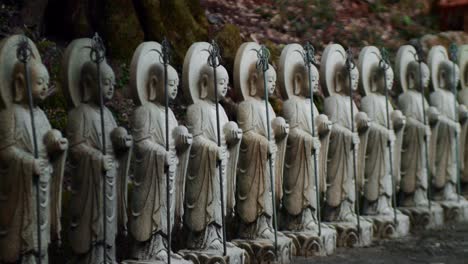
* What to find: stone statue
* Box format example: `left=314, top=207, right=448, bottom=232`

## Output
left=234, top=42, right=288, bottom=239
left=276, top=43, right=336, bottom=256
left=0, top=35, right=68, bottom=264
left=125, top=42, right=192, bottom=263
left=458, top=45, right=468, bottom=195
left=319, top=43, right=373, bottom=247
left=62, top=38, right=132, bottom=264
left=180, top=41, right=245, bottom=263
left=427, top=45, right=466, bottom=202
left=395, top=45, right=435, bottom=208
left=357, top=46, right=410, bottom=238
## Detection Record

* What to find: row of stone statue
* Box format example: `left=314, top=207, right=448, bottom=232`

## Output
left=1, top=34, right=468, bottom=264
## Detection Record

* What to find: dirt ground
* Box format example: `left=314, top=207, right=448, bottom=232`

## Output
left=295, top=222, right=468, bottom=264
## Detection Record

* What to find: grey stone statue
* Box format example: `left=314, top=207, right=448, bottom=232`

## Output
left=126, top=42, right=192, bottom=263
left=320, top=44, right=373, bottom=247
left=277, top=43, right=336, bottom=256
left=0, top=35, right=68, bottom=264
left=357, top=46, right=410, bottom=238
left=234, top=42, right=289, bottom=240
left=62, top=38, right=132, bottom=264
left=428, top=45, right=466, bottom=202
left=458, top=45, right=468, bottom=195
left=180, top=42, right=245, bottom=263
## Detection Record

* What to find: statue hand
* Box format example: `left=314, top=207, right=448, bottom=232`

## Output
left=268, top=141, right=277, bottom=156
left=101, top=155, right=114, bottom=172
left=177, top=132, right=193, bottom=148
left=356, top=112, right=370, bottom=132
left=352, top=133, right=360, bottom=146
left=425, top=126, right=432, bottom=139
left=216, top=146, right=227, bottom=162
left=33, top=158, right=49, bottom=177
left=311, top=136, right=321, bottom=153
left=54, top=138, right=69, bottom=152
left=111, top=127, right=132, bottom=150
left=388, top=129, right=396, bottom=144
left=165, top=151, right=177, bottom=167
left=391, top=110, right=406, bottom=131
left=272, top=117, right=289, bottom=139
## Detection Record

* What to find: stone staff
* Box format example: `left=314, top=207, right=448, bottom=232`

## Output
left=345, top=48, right=361, bottom=235
left=254, top=44, right=279, bottom=257
left=17, top=35, right=42, bottom=264
left=206, top=39, right=228, bottom=256
left=380, top=48, right=398, bottom=225
left=410, top=40, right=432, bottom=210
left=89, top=33, right=109, bottom=263
left=302, top=42, right=322, bottom=236
left=449, top=43, right=462, bottom=202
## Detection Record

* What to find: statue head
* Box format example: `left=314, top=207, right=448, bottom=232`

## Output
left=147, top=63, right=179, bottom=104
left=406, top=61, right=430, bottom=91
left=437, top=61, right=459, bottom=90
left=80, top=61, right=115, bottom=104
left=199, top=64, right=229, bottom=102
left=248, top=64, right=277, bottom=99
left=335, top=64, right=359, bottom=95
left=293, top=63, right=319, bottom=98
left=12, top=61, right=49, bottom=104
left=370, top=64, right=394, bottom=93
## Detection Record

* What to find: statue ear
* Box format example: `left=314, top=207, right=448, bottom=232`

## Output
left=249, top=72, right=258, bottom=96
left=14, top=72, right=25, bottom=102
left=200, top=73, right=209, bottom=99
left=293, top=73, right=302, bottom=95
left=335, top=71, right=342, bottom=93
left=148, top=75, right=158, bottom=101
left=439, top=70, right=446, bottom=88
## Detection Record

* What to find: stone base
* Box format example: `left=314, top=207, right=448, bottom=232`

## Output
left=122, top=254, right=192, bottom=264
left=327, top=217, right=373, bottom=248
left=282, top=224, right=337, bottom=257
left=232, top=234, right=293, bottom=264
left=398, top=203, right=444, bottom=230
left=178, top=243, right=247, bottom=264
left=365, top=212, right=410, bottom=239
left=438, top=200, right=468, bottom=223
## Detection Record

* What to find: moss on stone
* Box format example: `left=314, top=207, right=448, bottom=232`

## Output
left=215, top=24, right=244, bottom=79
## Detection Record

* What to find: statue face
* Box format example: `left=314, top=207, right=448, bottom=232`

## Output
left=101, top=70, right=115, bottom=101
left=373, top=67, right=394, bottom=93
left=300, top=66, right=319, bottom=97
left=203, top=66, right=229, bottom=102
left=30, top=63, right=50, bottom=102
left=350, top=68, right=359, bottom=91
left=167, top=67, right=179, bottom=100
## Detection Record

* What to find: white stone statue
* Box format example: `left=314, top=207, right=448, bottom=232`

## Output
left=182, top=42, right=242, bottom=251
left=277, top=43, right=331, bottom=232
left=358, top=46, right=400, bottom=216
left=458, top=45, right=468, bottom=194
left=0, top=35, right=68, bottom=264
left=125, top=42, right=192, bottom=262
left=320, top=44, right=370, bottom=223
left=63, top=38, right=132, bottom=264
left=395, top=45, right=439, bottom=207
left=427, top=45, right=466, bottom=202
left=234, top=42, right=289, bottom=240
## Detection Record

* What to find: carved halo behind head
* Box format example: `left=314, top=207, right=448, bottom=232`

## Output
left=0, top=35, right=41, bottom=109
left=320, top=43, right=348, bottom=97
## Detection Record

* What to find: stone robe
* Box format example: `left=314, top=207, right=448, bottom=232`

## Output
left=280, top=97, right=319, bottom=230
left=184, top=100, right=239, bottom=249
left=323, top=94, right=359, bottom=222
left=360, top=94, right=394, bottom=215
left=397, top=90, right=430, bottom=206
left=0, top=104, right=65, bottom=264
left=68, top=103, right=129, bottom=263
left=236, top=98, right=286, bottom=238
left=129, top=103, right=188, bottom=258
left=430, top=89, right=460, bottom=200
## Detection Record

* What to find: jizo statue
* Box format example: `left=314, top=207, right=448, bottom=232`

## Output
left=234, top=42, right=289, bottom=240
left=395, top=45, right=439, bottom=207
left=427, top=45, right=466, bottom=201
left=62, top=37, right=132, bottom=264
left=278, top=43, right=332, bottom=232
left=0, top=35, right=68, bottom=264
left=126, top=41, right=192, bottom=262
left=357, top=46, right=405, bottom=216
left=320, top=44, right=370, bottom=223
left=182, top=42, right=241, bottom=251
left=458, top=45, right=468, bottom=193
